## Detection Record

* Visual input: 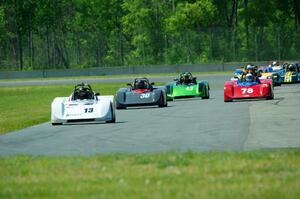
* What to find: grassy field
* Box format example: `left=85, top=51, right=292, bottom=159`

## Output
left=0, top=83, right=125, bottom=134
left=0, top=150, right=299, bottom=199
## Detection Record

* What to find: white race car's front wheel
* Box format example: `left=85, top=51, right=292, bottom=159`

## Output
left=106, top=103, right=116, bottom=123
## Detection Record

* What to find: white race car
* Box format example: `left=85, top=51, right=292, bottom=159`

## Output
left=51, top=83, right=115, bottom=125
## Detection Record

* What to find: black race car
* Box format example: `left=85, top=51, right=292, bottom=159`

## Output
left=115, top=77, right=167, bottom=109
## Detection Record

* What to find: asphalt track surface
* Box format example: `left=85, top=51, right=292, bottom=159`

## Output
left=0, top=75, right=300, bottom=155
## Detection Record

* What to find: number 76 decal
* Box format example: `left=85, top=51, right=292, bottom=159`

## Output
left=241, top=88, right=253, bottom=94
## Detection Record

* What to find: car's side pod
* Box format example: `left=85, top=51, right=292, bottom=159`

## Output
left=224, top=81, right=234, bottom=102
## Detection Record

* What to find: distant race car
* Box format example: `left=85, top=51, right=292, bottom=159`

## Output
left=272, top=65, right=285, bottom=73
left=115, top=77, right=167, bottom=109
left=230, top=69, right=244, bottom=80
left=281, top=63, right=300, bottom=83
left=258, top=65, right=282, bottom=86
left=51, top=83, right=115, bottom=125
left=271, top=65, right=285, bottom=80
left=165, top=72, right=210, bottom=100
left=224, top=76, right=274, bottom=102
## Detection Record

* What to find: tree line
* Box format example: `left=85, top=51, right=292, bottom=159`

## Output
left=0, top=0, right=299, bottom=71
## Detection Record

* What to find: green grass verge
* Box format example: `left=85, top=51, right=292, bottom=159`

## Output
left=0, top=71, right=232, bottom=82
left=0, top=150, right=299, bottom=199
left=0, top=83, right=126, bottom=134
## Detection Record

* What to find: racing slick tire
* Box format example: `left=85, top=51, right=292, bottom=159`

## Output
left=266, top=88, right=274, bottom=100
left=106, top=103, right=116, bottom=123
left=116, top=101, right=126, bottom=109
left=158, top=94, right=167, bottom=108
left=202, top=86, right=210, bottom=99
left=274, top=81, right=281, bottom=86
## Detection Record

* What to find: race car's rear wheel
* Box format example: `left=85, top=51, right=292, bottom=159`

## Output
left=202, top=86, right=210, bottom=99
left=116, top=101, right=126, bottom=109
left=267, top=88, right=274, bottom=100
left=158, top=94, right=167, bottom=107
left=164, top=100, right=168, bottom=107
left=274, top=82, right=281, bottom=86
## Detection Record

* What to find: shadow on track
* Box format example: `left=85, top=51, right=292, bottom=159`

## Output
left=121, top=106, right=173, bottom=110
left=53, top=121, right=128, bottom=126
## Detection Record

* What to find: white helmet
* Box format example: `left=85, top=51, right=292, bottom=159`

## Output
left=245, top=73, right=254, bottom=82
left=272, top=61, right=279, bottom=66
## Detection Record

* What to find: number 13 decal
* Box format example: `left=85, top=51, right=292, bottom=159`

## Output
left=84, top=108, right=94, bottom=113
left=241, top=88, right=253, bottom=94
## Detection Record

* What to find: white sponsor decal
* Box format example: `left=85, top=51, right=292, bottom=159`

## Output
left=186, top=86, right=194, bottom=91
left=140, top=93, right=150, bottom=99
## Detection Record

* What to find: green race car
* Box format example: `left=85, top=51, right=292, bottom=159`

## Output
left=165, top=72, right=210, bottom=101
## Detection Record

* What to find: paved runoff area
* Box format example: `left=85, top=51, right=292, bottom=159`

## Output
left=0, top=76, right=299, bottom=155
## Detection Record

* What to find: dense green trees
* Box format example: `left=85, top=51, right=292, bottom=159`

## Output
left=0, top=0, right=299, bottom=70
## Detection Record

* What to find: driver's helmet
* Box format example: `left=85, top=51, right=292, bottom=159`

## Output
left=288, top=64, right=296, bottom=72
left=245, top=64, right=255, bottom=73
left=78, top=88, right=87, bottom=98
left=282, top=63, right=289, bottom=69
left=181, top=72, right=192, bottom=83
left=245, top=73, right=254, bottom=82
left=76, top=86, right=92, bottom=100
left=272, top=61, right=279, bottom=66
left=135, top=79, right=148, bottom=89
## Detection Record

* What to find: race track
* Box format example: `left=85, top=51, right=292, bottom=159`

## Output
left=0, top=75, right=300, bottom=155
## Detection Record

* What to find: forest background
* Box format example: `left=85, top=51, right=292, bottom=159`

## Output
left=0, top=0, right=299, bottom=71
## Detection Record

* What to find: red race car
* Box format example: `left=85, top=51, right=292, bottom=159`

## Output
left=224, top=74, right=274, bottom=102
